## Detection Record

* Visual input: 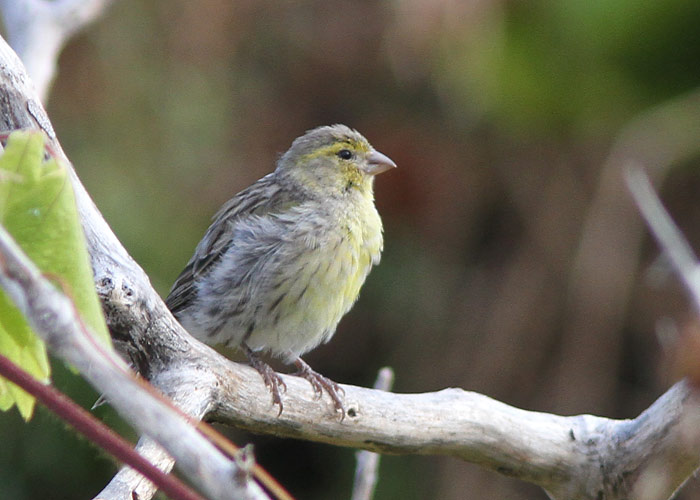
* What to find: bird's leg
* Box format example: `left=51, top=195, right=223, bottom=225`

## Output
left=292, top=356, right=346, bottom=419
left=242, top=343, right=287, bottom=415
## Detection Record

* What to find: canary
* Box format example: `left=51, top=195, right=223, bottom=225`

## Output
left=166, top=124, right=395, bottom=416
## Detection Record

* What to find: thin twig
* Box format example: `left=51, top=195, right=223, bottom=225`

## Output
left=351, top=367, right=394, bottom=500
left=625, top=165, right=700, bottom=311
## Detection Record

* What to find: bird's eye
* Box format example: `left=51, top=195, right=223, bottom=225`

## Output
left=337, top=149, right=353, bottom=160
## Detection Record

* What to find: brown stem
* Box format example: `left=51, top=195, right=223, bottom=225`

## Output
left=0, top=353, right=204, bottom=500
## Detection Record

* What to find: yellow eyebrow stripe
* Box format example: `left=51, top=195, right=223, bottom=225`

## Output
left=299, top=140, right=370, bottom=162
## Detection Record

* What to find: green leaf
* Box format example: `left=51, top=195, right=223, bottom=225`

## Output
left=0, top=377, right=14, bottom=411
left=0, top=130, right=111, bottom=420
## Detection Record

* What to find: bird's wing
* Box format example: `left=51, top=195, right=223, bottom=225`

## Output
left=165, top=172, right=300, bottom=313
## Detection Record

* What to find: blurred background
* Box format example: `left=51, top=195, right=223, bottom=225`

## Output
left=2, top=0, right=700, bottom=498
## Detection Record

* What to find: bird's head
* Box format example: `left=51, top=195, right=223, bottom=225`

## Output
left=277, top=124, right=396, bottom=197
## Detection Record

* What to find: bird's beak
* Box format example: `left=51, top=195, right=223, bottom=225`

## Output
left=363, top=150, right=397, bottom=176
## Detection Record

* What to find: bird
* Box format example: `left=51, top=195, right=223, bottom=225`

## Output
left=166, top=124, right=396, bottom=416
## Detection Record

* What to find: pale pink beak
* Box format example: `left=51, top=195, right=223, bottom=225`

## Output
left=363, top=150, right=397, bottom=176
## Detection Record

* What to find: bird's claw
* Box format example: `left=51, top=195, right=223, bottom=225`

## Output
left=244, top=344, right=287, bottom=415
left=294, top=358, right=346, bottom=420
left=259, top=364, right=287, bottom=415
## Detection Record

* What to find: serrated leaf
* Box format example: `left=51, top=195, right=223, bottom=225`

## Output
left=0, top=130, right=111, bottom=420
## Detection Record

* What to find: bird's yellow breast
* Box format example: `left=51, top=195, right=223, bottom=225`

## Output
left=249, top=194, right=383, bottom=358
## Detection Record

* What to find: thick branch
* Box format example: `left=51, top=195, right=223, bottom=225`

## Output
left=0, top=226, right=269, bottom=500
left=209, top=362, right=698, bottom=499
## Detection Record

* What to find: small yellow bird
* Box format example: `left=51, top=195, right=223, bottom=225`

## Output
left=166, top=125, right=395, bottom=415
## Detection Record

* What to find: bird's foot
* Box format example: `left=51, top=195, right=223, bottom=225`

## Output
left=243, top=344, right=287, bottom=415
left=293, top=357, right=346, bottom=420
